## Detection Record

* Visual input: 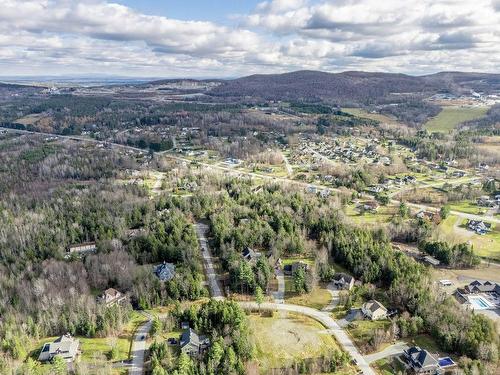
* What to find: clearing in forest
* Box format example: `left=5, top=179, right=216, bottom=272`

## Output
left=424, top=106, right=488, bottom=133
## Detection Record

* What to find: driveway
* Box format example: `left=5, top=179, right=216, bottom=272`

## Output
left=238, top=301, right=376, bottom=375
left=364, top=341, right=409, bottom=364
left=322, top=282, right=340, bottom=312
left=195, top=222, right=224, bottom=299
left=273, top=268, right=285, bottom=303
left=129, top=313, right=153, bottom=375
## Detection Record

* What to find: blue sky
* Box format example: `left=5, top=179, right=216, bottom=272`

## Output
left=116, top=0, right=261, bottom=24
left=0, top=0, right=498, bottom=77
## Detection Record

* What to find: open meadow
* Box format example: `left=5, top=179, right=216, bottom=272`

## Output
left=424, top=106, right=488, bottom=133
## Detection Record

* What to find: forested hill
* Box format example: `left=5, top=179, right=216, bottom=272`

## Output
left=207, top=70, right=500, bottom=104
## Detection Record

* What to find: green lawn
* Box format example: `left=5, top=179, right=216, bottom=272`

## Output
left=404, top=334, right=441, bottom=354
left=448, top=201, right=486, bottom=215
left=79, top=337, right=130, bottom=362
left=424, top=106, right=488, bottom=133
left=285, top=282, right=332, bottom=310
left=347, top=319, right=392, bottom=351
left=344, top=204, right=396, bottom=225
left=373, top=357, right=406, bottom=375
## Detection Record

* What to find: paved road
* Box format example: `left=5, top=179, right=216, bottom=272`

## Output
left=238, top=301, right=376, bottom=375
left=195, top=222, right=224, bottom=299
left=364, top=341, right=409, bottom=364
left=273, top=268, right=285, bottom=303
left=129, top=313, right=153, bottom=375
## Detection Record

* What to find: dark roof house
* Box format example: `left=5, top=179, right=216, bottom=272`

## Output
left=242, top=247, right=262, bottom=264
left=332, top=273, right=355, bottom=290
left=154, top=262, right=176, bottom=281
left=403, top=346, right=439, bottom=374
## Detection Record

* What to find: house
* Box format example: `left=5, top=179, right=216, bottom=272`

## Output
left=154, top=262, right=176, bottom=281
left=283, top=261, right=308, bottom=276
left=242, top=247, right=262, bottom=264
left=403, top=346, right=439, bottom=374
left=416, top=210, right=435, bottom=221
left=361, top=300, right=388, bottom=320
left=422, top=255, right=441, bottom=267
left=362, top=201, right=379, bottom=213
left=38, top=334, right=80, bottom=363
left=332, top=273, right=355, bottom=290
left=179, top=328, right=209, bottom=357
left=477, top=196, right=496, bottom=207
left=467, top=220, right=491, bottom=235
left=457, top=280, right=500, bottom=296
left=98, top=288, right=126, bottom=306
left=67, top=242, right=96, bottom=256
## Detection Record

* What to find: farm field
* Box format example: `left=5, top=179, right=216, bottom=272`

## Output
left=424, top=106, right=488, bottom=133
left=248, top=312, right=356, bottom=374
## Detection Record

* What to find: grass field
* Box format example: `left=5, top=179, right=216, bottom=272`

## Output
left=285, top=283, right=332, bottom=310
left=347, top=319, right=392, bottom=353
left=424, top=106, right=488, bottom=133
left=436, top=215, right=500, bottom=260
left=448, top=201, right=487, bottom=215
left=344, top=204, right=397, bottom=225
left=373, top=357, right=406, bottom=375
left=248, top=312, right=356, bottom=374
left=342, top=108, right=400, bottom=125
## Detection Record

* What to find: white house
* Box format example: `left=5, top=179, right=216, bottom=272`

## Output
left=362, top=300, right=388, bottom=320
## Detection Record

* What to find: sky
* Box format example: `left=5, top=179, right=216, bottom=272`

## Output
left=0, top=0, right=499, bottom=78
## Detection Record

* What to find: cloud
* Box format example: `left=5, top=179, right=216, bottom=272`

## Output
left=0, top=0, right=498, bottom=77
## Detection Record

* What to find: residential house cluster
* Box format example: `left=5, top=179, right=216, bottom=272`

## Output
left=466, top=220, right=491, bottom=235
left=455, top=280, right=500, bottom=301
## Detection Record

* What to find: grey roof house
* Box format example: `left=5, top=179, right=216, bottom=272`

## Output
left=179, top=328, right=210, bottom=357
left=332, top=273, right=355, bottom=290
left=38, top=334, right=80, bottom=362
left=403, top=346, right=439, bottom=374
left=154, top=262, right=176, bottom=281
